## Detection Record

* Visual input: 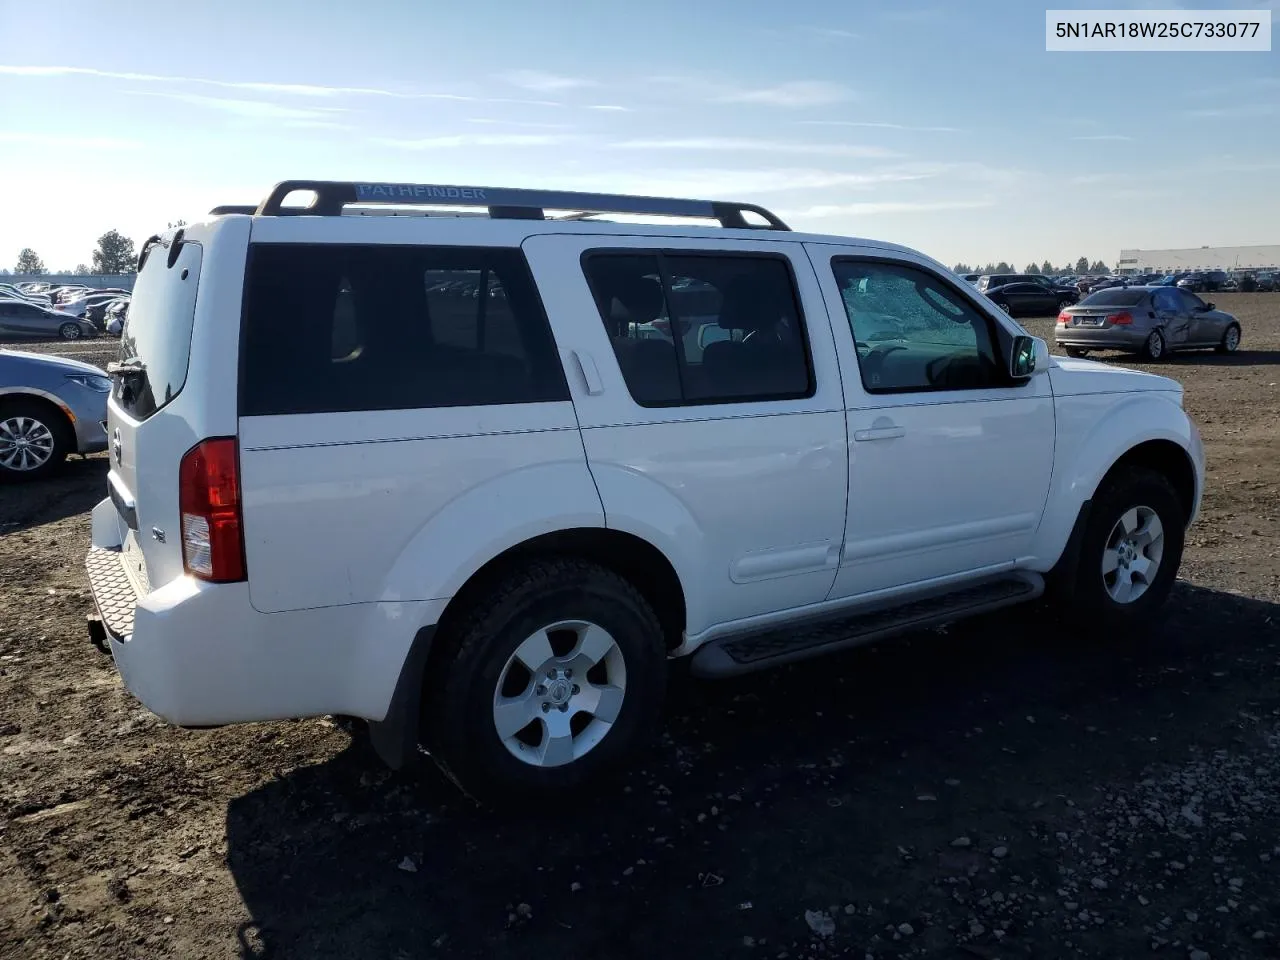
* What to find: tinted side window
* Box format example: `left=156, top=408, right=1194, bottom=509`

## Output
left=832, top=259, right=1003, bottom=393
left=1175, top=289, right=1206, bottom=312
left=239, top=244, right=568, bottom=416
left=582, top=252, right=812, bottom=407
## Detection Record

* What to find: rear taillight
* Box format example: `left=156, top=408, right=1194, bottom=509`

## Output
left=1057, top=311, right=1071, bottom=324
left=178, top=437, right=246, bottom=582
left=1107, top=312, right=1133, bottom=325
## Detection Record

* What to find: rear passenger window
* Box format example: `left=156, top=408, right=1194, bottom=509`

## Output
left=239, top=244, right=568, bottom=416
left=582, top=252, right=812, bottom=406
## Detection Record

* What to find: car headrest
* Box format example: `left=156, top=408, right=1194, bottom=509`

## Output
left=717, top=271, right=793, bottom=333
left=592, top=266, right=665, bottom=335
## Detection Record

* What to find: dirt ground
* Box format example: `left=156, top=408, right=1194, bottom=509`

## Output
left=1, top=295, right=1278, bottom=960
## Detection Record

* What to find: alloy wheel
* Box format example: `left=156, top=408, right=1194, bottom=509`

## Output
left=0, top=416, right=56, bottom=472
left=1102, top=505, right=1165, bottom=604
left=493, top=619, right=627, bottom=768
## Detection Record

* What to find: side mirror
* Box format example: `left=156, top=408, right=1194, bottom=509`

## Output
left=1010, top=335, right=1049, bottom=379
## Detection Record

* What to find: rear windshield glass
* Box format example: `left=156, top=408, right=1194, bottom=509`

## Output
left=115, top=239, right=202, bottom=420
left=1078, top=289, right=1146, bottom=307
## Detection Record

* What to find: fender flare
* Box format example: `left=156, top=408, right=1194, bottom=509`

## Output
left=1031, top=392, right=1198, bottom=570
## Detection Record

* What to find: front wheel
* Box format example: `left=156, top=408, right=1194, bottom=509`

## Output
left=1053, top=466, right=1185, bottom=630
left=998, top=302, right=1012, bottom=315
left=1216, top=323, right=1241, bottom=354
left=1064, top=346, right=1088, bottom=358
left=58, top=322, right=82, bottom=341
left=0, top=399, right=70, bottom=481
left=424, top=558, right=667, bottom=805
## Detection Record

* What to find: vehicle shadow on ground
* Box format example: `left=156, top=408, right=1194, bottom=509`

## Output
left=1165, top=348, right=1280, bottom=368
left=225, top=583, right=1280, bottom=960
left=0, top=456, right=107, bottom=534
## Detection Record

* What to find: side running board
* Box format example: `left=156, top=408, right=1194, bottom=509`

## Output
left=690, top=573, right=1043, bottom=679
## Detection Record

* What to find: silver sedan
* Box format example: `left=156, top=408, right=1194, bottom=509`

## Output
left=0, top=349, right=111, bottom=480
left=1055, top=285, right=1241, bottom=361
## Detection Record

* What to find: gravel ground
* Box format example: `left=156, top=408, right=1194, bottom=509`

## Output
left=1, top=294, right=1278, bottom=960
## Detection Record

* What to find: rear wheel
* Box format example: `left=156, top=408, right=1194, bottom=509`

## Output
left=58, top=322, right=82, bottom=341
left=1141, top=329, right=1166, bottom=362
left=0, top=398, right=71, bottom=482
left=1064, top=347, right=1088, bottom=358
left=1216, top=323, right=1241, bottom=354
left=998, top=302, right=1012, bottom=314
left=424, top=558, right=667, bottom=805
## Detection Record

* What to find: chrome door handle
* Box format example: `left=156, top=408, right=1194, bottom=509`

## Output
left=853, top=426, right=905, bottom=442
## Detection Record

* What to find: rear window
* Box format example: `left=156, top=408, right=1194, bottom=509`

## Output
left=115, top=239, right=202, bottom=420
left=238, top=244, right=568, bottom=417
left=1078, top=289, right=1147, bottom=307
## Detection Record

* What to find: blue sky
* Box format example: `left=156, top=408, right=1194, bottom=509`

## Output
left=1, top=0, right=1276, bottom=271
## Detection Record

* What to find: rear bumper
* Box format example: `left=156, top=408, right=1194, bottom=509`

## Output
left=85, top=496, right=443, bottom=727
left=1053, top=325, right=1150, bottom=350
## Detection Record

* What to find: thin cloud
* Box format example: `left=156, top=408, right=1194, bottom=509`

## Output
left=0, top=63, right=563, bottom=107
left=799, top=26, right=861, bottom=40
left=720, top=81, right=855, bottom=107
left=587, top=104, right=632, bottom=112
left=1069, top=134, right=1134, bottom=141
left=372, top=133, right=576, bottom=150
left=0, top=131, right=141, bottom=150
left=1185, top=103, right=1277, bottom=119
left=789, top=199, right=993, bottom=218
left=562, top=167, right=938, bottom=199
left=499, top=69, right=597, bottom=92
left=466, top=118, right=574, bottom=129
left=612, top=137, right=894, bottom=158
left=130, top=91, right=346, bottom=121
left=799, top=120, right=959, bottom=133
left=880, top=7, right=946, bottom=23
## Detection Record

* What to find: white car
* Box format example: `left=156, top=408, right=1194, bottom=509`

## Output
left=86, top=181, right=1204, bottom=803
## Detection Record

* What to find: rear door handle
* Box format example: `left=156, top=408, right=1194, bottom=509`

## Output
left=853, top=426, right=905, bottom=442
left=570, top=350, right=604, bottom=396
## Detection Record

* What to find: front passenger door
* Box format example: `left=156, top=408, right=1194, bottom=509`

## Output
left=811, top=248, right=1056, bottom=598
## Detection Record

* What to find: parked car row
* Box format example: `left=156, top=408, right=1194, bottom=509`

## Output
left=0, top=280, right=130, bottom=340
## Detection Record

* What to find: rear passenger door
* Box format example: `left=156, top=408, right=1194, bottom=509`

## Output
left=235, top=237, right=590, bottom=613
left=810, top=246, right=1056, bottom=598
left=522, top=235, right=849, bottom=640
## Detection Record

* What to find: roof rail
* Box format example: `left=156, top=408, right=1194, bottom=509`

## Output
left=209, top=204, right=258, bottom=215
left=237, top=180, right=790, bottom=230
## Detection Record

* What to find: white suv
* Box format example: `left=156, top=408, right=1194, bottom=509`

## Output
left=86, top=181, right=1204, bottom=803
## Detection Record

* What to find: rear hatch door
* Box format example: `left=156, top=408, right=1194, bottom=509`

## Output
left=105, top=234, right=205, bottom=593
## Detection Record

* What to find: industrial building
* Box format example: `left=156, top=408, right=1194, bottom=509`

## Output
left=1117, top=244, right=1280, bottom=275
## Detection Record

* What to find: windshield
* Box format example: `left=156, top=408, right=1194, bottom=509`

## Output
left=1079, top=289, right=1147, bottom=307
left=115, top=239, right=203, bottom=420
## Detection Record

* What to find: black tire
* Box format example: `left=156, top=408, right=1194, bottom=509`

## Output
left=424, top=558, right=667, bottom=806
left=1215, top=323, right=1241, bottom=354
left=1057, top=299, right=1073, bottom=312
left=0, top=397, right=72, bottom=482
left=1054, top=466, right=1185, bottom=632
left=1140, top=329, right=1166, bottom=362
left=998, top=302, right=1012, bottom=314
left=58, top=322, right=82, bottom=341
left=1064, top=347, right=1087, bottom=358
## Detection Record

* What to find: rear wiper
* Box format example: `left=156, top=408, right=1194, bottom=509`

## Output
left=107, top=358, right=146, bottom=377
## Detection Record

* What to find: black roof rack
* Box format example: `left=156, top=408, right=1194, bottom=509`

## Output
left=210, top=180, right=790, bottom=230
left=208, top=204, right=258, bottom=215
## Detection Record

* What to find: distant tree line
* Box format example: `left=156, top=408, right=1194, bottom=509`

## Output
left=8, top=229, right=141, bottom=276
left=952, top=257, right=1112, bottom=276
